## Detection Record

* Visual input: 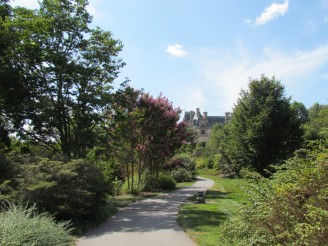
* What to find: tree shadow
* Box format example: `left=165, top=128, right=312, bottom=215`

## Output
left=179, top=206, right=230, bottom=229
left=205, top=190, right=231, bottom=200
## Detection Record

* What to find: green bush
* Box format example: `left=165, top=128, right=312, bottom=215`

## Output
left=195, top=157, right=206, bottom=169
left=220, top=141, right=328, bottom=246
left=171, top=168, right=193, bottom=183
left=7, top=155, right=109, bottom=221
left=0, top=154, right=18, bottom=201
left=165, top=154, right=196, bottom=177
left=204, top=156, right=214, bottom=169
left=0, top=203, right=72, bottom=246
left=158, top=174, right=176, bottom=190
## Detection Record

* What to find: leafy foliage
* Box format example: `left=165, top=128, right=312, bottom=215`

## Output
left=215, top=76, right=303, bottom=175
left=0, top=203, right=72, bottom=246
left=157, top=173, right=176, bottom=190
left=291, top=101, right=309, bottom=125
left=220, top=141, right=328, bottom=246
left=108, top=85, right=189, bottom=193
left=0, top=0, right=124, bottom=158
left=171, top=168, right=192, bottom=183
left=304, top=103, right=328, bottom=140
left=1, top=155, right=109, bottom=221
left=165, top=154, right=196, bottom=182
left=165, top=154, right=196, bottom=176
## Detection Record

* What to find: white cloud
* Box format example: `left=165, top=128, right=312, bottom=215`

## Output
left=202, top=45, right=328, bottom=111
left=166, top=44, right=188, bottom=57
left=248, top=0, right=289, bottom=26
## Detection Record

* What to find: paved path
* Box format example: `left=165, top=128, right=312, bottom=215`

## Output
left=77, top=177, right=214, bottom=246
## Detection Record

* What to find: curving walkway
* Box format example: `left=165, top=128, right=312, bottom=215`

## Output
left=77, top=177, right=214, bottom=246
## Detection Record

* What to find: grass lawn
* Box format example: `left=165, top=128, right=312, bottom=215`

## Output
left=177, top=172, right=248, bottom=246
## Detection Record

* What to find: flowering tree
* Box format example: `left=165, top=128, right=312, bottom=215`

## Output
left=108, top=85, right=188, bottom=193
left=137, top=94, right=188, bottom=182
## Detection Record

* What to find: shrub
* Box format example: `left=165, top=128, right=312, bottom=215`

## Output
left=0, top=203, right=72, bottom=246
left=9, top=156, right=109, bottom=221
left=158, top=174, right=176, bottom=190
left=204, top=156, right=214, bottom=169
left=0, top=154, right=18, bottom=201
left=165, top=154, right=196, bottom=177
left=142, top=170, right=158, bottom=191
left=171, top=168, right=193, bottom=183
left=220, top=141, right=328, bottom=246
left=195, top=157, right=206, bottom=169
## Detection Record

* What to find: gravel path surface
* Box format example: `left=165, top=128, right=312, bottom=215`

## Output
left=77, top=177, right=214, bottom=246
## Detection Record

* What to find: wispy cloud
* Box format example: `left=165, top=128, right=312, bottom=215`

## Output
left=166, top=44, right=188, bottom=57
left=247, top=0, right=289, bottom=26
left=201, top=44, right=328, bottom=111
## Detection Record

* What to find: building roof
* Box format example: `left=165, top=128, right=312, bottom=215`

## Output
left=207, top=116, right=225, bottom=126
left=183, top=110, right=227, bottom=128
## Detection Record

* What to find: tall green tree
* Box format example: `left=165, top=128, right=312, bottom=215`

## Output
left=291, top=101, right=308, bottom=125
left=0, top=0, right=124, bottom=158
left=305, top=103, right=328, bottom=140
left=220, top=76, right=303, bottom=175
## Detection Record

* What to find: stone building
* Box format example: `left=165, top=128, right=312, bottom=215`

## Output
left=183, top=108, right=231, bottom=142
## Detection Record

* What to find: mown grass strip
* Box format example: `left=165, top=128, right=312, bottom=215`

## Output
left=178, top=174, right=248, bottom=246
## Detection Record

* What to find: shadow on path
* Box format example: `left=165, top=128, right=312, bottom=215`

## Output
left=77, top=177, right=214, bottom=246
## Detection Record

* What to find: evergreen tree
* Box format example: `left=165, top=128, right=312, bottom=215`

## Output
left=222, top=76, right=303, bottom=175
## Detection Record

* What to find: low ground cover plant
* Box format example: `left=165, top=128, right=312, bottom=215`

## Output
left=0, top=203, right=72, bottom=246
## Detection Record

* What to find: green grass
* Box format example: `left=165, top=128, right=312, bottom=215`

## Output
left=177, top=174, right=248, bottom=246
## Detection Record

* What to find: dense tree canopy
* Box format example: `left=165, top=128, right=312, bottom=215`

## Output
left=305, top=103, right=328, bottom=140
left=217, top=76, right=303, bottom=175
left=0, top=0, right=124, bottom=157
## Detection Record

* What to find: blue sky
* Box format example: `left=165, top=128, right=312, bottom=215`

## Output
left=12, top=0, right=328, bottom=116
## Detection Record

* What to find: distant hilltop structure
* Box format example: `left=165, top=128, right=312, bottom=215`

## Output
left=183, top=108, right=231, bottom=142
